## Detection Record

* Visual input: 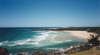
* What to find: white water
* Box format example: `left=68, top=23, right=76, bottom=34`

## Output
left=0, top=31, right=89, bottom=48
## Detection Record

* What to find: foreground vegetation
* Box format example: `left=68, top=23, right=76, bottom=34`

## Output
left=70, top=47, right=100, bottom=55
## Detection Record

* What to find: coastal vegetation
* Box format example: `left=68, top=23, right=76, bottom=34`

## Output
left=70, top=48, right=100, bottom=55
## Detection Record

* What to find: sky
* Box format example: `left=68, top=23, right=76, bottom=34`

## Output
left=0, top=0, right=100, bottom=27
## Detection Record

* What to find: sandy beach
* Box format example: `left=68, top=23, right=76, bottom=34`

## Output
left=48, top=31, right=92, bottom=43
left=66, top=31, right=91, bottom=39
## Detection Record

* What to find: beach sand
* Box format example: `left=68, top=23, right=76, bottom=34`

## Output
left=66, top=31, right=91, bottom=39
left=51, top=31, right=91, bottom=42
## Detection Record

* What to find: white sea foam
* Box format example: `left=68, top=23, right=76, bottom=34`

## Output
left=0, top=42, right=3, bottom=46
left=0, top=31, right=51, bottom=46
left=0, top=31, right=86, bottom=47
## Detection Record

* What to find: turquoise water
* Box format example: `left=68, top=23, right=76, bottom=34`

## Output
left=0, top=28, right=86, bottom=53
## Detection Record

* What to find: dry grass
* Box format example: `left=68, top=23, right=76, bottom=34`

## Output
left=70, top=48, right=100, bottom=55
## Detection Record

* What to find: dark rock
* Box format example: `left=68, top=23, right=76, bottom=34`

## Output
left=0, top=47, right=9, bottom=55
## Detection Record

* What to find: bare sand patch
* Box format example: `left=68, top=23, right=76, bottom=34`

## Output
left=66, top=31, right=91, bottom=39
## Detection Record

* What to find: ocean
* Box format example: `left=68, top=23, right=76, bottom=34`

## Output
left=0, top=27, right=86, bottom=54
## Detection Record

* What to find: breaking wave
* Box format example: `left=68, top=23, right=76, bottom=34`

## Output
left=0, top=30, right=86, bottom=49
